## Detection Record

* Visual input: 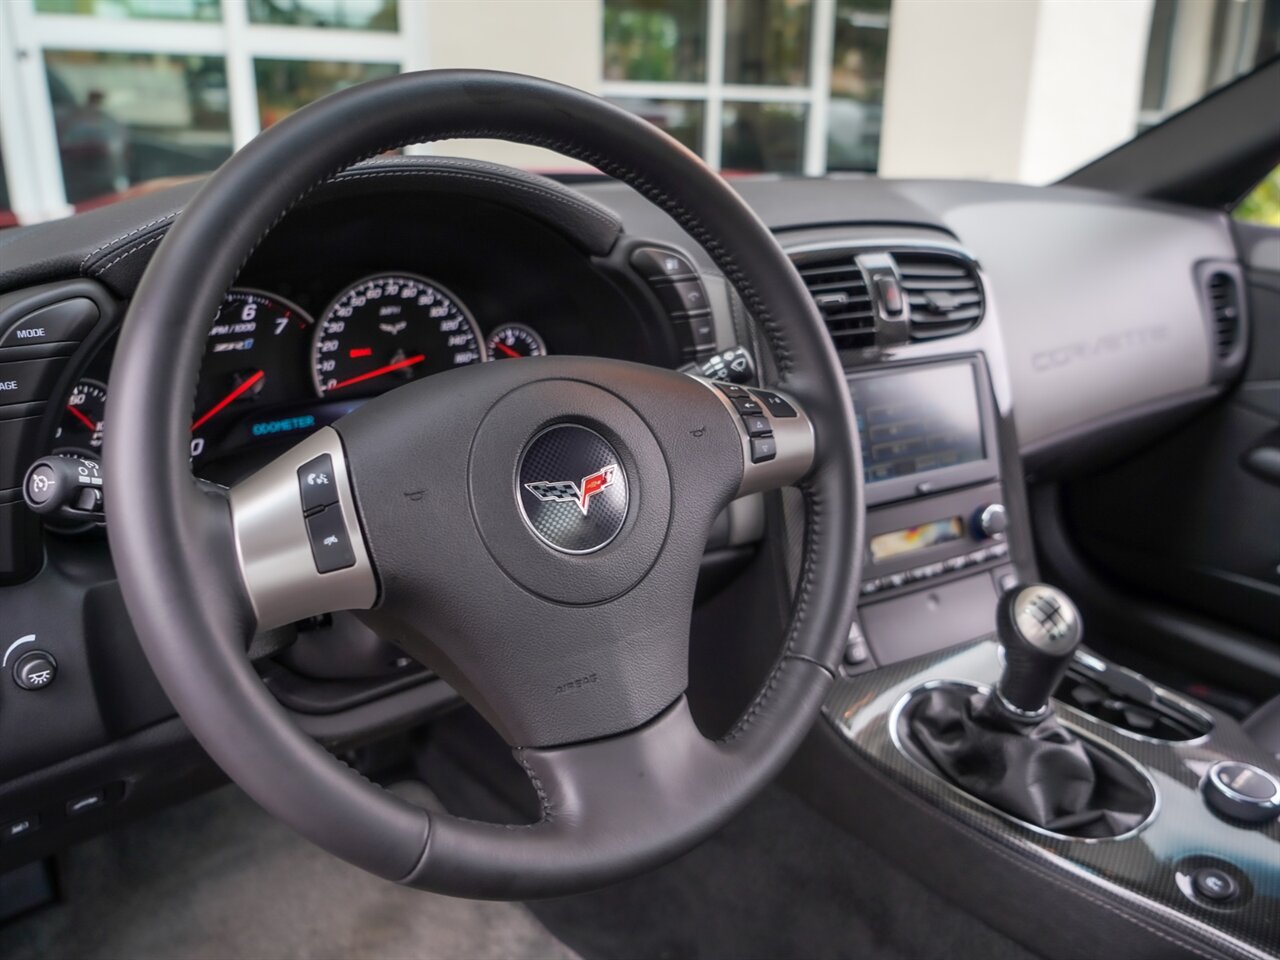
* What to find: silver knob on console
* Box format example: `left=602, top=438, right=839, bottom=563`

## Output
left=1203, top=761, right=1280, bottom=824
left=974, top=502, right=1008, bottom=539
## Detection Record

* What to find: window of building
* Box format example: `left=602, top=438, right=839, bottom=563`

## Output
left=603, top=0, right=892, bottom=175
left=0, top=0, right=412, bottom=221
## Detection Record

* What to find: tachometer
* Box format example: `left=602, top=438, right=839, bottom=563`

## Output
left=311, top=273, right=484, bottom=398
left=191, top=289, right=315, bottom=462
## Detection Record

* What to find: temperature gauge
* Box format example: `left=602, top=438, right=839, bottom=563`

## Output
left=486, top=324, right=546, bottom=360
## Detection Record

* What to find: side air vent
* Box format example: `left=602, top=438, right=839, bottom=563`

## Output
left=793, top=253, right=877, bottom=350
left=894, top=252, right=984, bottom=340
left=1206, top=271, right=1241, bottom=359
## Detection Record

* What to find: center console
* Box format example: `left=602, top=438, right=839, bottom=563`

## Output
left=843, top=355, right=1016, bottom=671
left=777, top=235, right=1280, bottom=960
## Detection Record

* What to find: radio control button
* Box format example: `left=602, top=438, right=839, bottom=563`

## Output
left=732, top=396, right=763, bottom=416
left=750, top=436, right=777, bottom=463
left=742, top=415, right=772, bottom=438
left=750, top=390, right=798, bottom=418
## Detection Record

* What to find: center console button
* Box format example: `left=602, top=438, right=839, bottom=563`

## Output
left=1204, top=761, right=1280, bottom=823
left=1192, top=867, right=1239, bottom=903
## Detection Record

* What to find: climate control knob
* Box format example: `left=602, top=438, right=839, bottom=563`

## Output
left=974, top=502, right=1008, bottom=539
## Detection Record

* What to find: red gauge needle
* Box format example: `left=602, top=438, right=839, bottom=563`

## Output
left=191, top=369, right=265, bottom=432
left=327, top=354, right=425, bottom=392
left=65, top=404, right=98, bottom=430
left=493, top=340, right=521, bottom=359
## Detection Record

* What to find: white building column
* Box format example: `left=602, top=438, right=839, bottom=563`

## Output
left=878, top=0, right=1154, bottom=185
left=415, top=0, right=603, bottom=171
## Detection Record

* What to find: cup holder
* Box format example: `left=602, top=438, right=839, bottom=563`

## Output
left=1062, top=654, right=1213, bottom=743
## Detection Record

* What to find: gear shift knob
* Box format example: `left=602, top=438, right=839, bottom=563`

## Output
left=993, top=584, right=1082, bottom=720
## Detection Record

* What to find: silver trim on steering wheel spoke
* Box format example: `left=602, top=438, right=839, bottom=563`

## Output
left=229, top=426, right=377, bottom=630
left=690, top=376, right=816, bottom=495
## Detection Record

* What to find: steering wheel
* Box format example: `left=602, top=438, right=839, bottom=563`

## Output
left=104, top=71, right=862, bottom=899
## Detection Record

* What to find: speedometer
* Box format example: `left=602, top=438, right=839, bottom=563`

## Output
left=311, top=273, right=484, bottom=398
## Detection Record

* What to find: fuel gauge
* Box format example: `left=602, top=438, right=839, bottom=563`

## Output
left=54, top=379, right=107, bottom=455
left=486, top=323, right=546, bottom=360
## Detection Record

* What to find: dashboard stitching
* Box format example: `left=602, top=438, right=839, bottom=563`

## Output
left=80, top=214, right=179, bottom=271
left=329, top=168, right=620, bottom=235
left=89, top=233, right=166, bottom=278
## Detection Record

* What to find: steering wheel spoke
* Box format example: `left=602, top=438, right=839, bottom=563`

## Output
left=689, top=376, right=816, bottom=496
left=228, top=425, right=377, bottom=631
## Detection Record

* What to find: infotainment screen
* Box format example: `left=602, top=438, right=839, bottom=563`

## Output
left=850, top=363, right=985, bottom=485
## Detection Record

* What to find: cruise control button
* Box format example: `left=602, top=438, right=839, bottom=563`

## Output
left=305, top=505, right=356, bottom=573
left=750, top=389, right=797, bottom=418
left=742, top=415, right=772, bottom=437
left=297, top=454, right=339, bottom=514
left=750, top=436, right=777, bottom=463
left=0, top=298, right=98, bottom=348
left=732, top=396, right=763, bottom=416
left=0, top=357, right=68, bottom=405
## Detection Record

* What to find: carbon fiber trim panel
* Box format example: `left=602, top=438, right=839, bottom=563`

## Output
left=824, top=639, right=1280, bottom=960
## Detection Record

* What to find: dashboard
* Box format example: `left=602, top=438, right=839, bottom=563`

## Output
left=0, top=154, right=1249, bottom=875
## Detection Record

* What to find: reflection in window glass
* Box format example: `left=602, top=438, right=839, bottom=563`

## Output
left=35, top=0, right=221, bottom=19
left=1235, top=166, right=1280, bottom=227
left=721, top=101, right=807, bottom=173
left=248, top=0, right=397, bottom=31
left=0, top=134, right=13, bottom=224
left=607, top=97, right=704, bottom=154
left=254, top=59, right=398, bottom=129
left=827, top=0, right=890, bottom=172
left=723, top=0, right=811, bottom=87
left=603, top=0, right=707, bottom=83
left=44, top=50, right=232, bottom=205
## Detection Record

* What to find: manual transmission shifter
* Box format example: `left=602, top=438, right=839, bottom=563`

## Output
left=900, top=583, right=1154, bottom=838
left=990, top=584, right=1082, bottom=719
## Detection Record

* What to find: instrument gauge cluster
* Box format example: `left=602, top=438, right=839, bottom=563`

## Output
left=48, top=275, right=553, bottom=482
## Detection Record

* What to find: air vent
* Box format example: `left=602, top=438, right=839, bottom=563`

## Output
left=1206, top=271, right=1241, bottom=359
left=793, top=253, right=876, bottom=350
left=894, top=252, right=984, bottom=340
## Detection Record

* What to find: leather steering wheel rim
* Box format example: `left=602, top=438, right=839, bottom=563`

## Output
left=104, top=70, right=863, bottom=899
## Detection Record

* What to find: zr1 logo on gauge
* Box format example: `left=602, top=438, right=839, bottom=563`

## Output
left=312, top=273, right=485, bottom=398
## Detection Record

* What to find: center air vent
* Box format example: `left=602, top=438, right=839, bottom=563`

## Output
left=793, top=253, right=876, bottom=350
left=1206, top=271, right=1241, bottom=359
left=894, top=252, right=984, bottom=340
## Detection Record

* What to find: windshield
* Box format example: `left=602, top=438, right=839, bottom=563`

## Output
left=0, top=0, right=1276, bottom=224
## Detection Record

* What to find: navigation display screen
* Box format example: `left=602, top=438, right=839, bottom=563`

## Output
left=851, top=364, right=985, bottom=484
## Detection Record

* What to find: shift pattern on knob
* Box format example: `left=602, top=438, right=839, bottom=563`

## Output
left=994, top=584, right=1083, bottom=718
